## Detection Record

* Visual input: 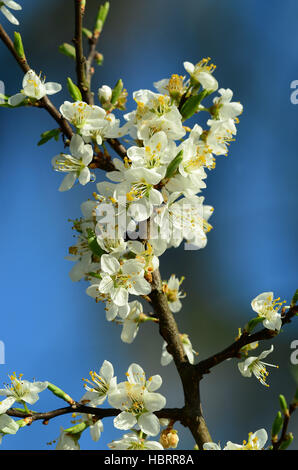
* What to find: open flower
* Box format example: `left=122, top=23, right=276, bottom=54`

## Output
left=108, top=432, right=164, bottom=450
left=81, top=360, right=117, bottom=406
left=52, top=134, right=93, bottom=191
left=212, top=88, right=243, bottom=120
left=88, top=254, right=151, bottom=307
left=120, top=300, right=144, bottom=344
left=56, top=427, right=80, bottom=450
left=0, top=373, right=48, bottom=413
left=108, top=363, right=166, bottom=436
left=9, top=69, right=62, bottom=106
left=0, top=414, right=19, bottom=444
left=0, top=1, right=21, bottom=25
left=238, top=345, right=278, bottom=387
left=203, top=429, right=268, bottom=450
left=183, top=58, right=218, bottom=92
left=162, top=274, right=186, bottom=313
left=251, top=292, right=284, bottom=332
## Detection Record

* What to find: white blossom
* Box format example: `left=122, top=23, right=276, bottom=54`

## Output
left=120, top=300, right=144, bottom=344
left=0, top=373, right=48, bottom=413
left=0, top=1, right=21, bottom=25
left=163, top=274, right=185, bottom=313
left=108, top=363, right=166, bottom=436
left=108, top=432, right=164, bottom=450
left=212, top=88, right=243, bottom=120
left=0, top=414, right=19, bottom=444
left=183, top=58, right=218, bottom=92
left=86, top=254, right=151, bottom=307
left=52, top=134, right=93, bottom=191
left=251, top=292, right=283, bottom=332
left=56, top=427, right=80, bottom=450
left=203, top=429, right=268, bottom=450
left=9, top=69, right=62, bottom=106
left=81, top=360, right=117, bottom=406
left=238, top=345, right=278, bottom=387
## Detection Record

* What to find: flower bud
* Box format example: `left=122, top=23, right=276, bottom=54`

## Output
left=47, top=383, right=75, bottom=405
left=98, top=85, right=112, bottom=104
left=160, top=429, right=179, bottom=449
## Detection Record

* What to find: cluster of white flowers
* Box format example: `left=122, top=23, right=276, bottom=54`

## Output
left=42, top=59, right=242, bottom=355
left=2, top=0, right=293, bottom=452
left=203, top=428, right=268, bottom=450
left=54, top=361, right=167, bottom=450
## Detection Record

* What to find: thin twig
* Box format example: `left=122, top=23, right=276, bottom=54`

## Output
left=196, top=305, right=298, bottom=376
left=7, top=405, right=183, bottom=425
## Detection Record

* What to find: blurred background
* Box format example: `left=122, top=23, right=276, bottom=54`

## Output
left=0, top=0, right=297, bottom=450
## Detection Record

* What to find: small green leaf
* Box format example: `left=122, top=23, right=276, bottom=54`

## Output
left=111, top=79, right=123, bottom=105
left=82, top=28, right=93, bottom=39
left=38, top=129, right=60, bottom=146
left=180, top=90, right=208, bottom=120
left=59, top=43, right=76, bottom=60
left=86, top=228, right=106, bottom=258
left=95, top=2, right=110, bottom=36
left=13, top=32, right=25, bottom=59
left=64, top=422, right=88, bottom=435
left=271, top=411, right=283, bottom=438
left=165, top=150, right=184, bottom=179
left=244, top=316, right=265, bottom=333
left=279, top=433, right=294, bottom=450
left=279, top=395, right=289, bottom=415
left=67, top=77, right=82, bottom=102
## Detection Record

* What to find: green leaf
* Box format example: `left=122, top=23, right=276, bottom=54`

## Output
left=279, top=394, right=289, bottom=415
left=279, top=433, right=294, bottom=450
left=271, top=411, right=283, bottom=438
left=95, top=2, right=110, bottom=36
left=111, top=79, right=123, bottom=105
left=86, top=228, right=106, bottom=258
left=67, top=77, right=82, bottom=102
left=59, top=43, right=76, bottom=60
left=165, top=150, right=184, bottom=179
left=13, top=32, right=25, bottom=59
left=64, top=422, right=88, bottom=435
left=82, top=28, right=93, bottom=39
left=244, top=316, right=265, bottom=333
left=180, top=90, right=208, bottom=120
left=38, top=129, right=60, bottom=146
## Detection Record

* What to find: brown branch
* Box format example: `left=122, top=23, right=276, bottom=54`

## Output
left=73, top=0, right=89, bottom=103
left=196, top=305, right=298, bottom=376
left=148, top=269, right=212, bottom=448
left=0, top=24, right=73, bottom=140
left=272, top=401, right=297, bottom=450
left=7, top=404, right=183, bottom=425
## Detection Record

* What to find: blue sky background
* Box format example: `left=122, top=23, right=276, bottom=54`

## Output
left=0, top=0, right=297, bottom=450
